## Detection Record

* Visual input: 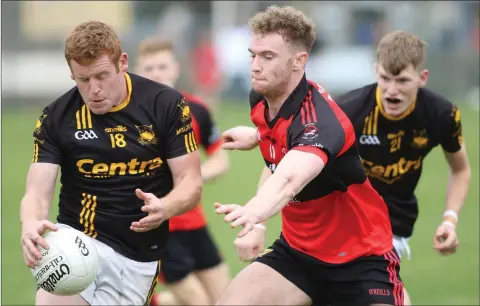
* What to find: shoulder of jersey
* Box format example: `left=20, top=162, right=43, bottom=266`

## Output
left=180, top=91, right=211, bottom=118
left=129, top=73, right=184, bottom=106
left=44, top=85, right=82, bottom=119
left=249, top=89, right=264, bottom=108
left=335, top=83, right=377, bottom=105
left=416, top=87, right=455, bottom=115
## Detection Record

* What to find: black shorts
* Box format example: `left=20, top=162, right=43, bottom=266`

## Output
left=159, top=226, right=223, bottom=284
left=255, top=235, right=404, bottom=306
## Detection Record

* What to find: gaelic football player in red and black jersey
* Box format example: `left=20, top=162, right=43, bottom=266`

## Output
left=335, top=31, right=471, bottom=305
left=215, top=6, right=404, bottom=306
left=135, top=37, right=230, bottom=306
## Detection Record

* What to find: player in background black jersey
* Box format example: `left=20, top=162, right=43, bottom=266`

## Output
left=135, top=37, right=231, bottom=306
left=20, top=21, right=202, bottom=305
left=336, top=30, right=471, bottom=305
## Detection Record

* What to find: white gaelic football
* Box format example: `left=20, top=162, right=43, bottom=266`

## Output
left=31, top=227, right=99, bottom=296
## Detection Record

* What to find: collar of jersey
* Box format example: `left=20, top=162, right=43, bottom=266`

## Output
left=375, top=85, right=416, bottom=121
left=264, top=73, right=310, bottom=121
left=109, top=72, right=132, bottom=112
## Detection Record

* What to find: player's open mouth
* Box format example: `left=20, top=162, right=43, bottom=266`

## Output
left=385, top=98, right=402, bottom=104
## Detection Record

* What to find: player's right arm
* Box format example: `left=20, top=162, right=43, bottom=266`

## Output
left=21, top=108, right=62, bottom=268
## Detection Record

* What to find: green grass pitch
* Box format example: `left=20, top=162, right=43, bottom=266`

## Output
left=2, top=101, right=479, bottom=305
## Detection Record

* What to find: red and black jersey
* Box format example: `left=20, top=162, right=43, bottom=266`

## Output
left=32, top=73, right=197, bottom=262
left=250, top=75, right=393, bottom=264
left=168, top=92, right=222, bottom=232
left=337, top=83, right=463, bottom=238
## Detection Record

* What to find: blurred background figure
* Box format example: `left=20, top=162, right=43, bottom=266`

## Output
left=190, top=29, right=222, bottom=113
left=2, top=1, right=479, bottom=305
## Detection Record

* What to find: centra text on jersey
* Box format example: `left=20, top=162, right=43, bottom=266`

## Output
left=76, top=157, right=163, bottom=178
left=362, top=156, right=422, bottom=184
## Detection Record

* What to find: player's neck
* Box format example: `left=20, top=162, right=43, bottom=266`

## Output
left=265, top=72, right=304, bottom=118
left=115, top=73, right=129, bottom=106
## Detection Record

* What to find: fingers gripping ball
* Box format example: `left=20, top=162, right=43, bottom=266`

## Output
left=30, top=227, right=99, bottom=296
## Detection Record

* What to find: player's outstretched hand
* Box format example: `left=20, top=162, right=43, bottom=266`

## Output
left=433, top=222, right=459, bottom=256
left=21, top=220, right=58, bottom=268
left=214, top=202, right=258, bottom=237
left=221, top=126, right=258, bottom=151
left=234, top=225, right=266, bottom=262
left=131, top=188, right=165, bottom=233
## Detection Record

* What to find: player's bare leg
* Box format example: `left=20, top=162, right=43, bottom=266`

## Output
left=163, top=273, right=211, bottom=305
left=153, top=291, right=179, bottom=305
left=194, top=262, right=230, bottom=303
left=36, top=288, right=89, bottom=306
left=216, top=262, right=311, bottom=305
left=403, top=288, right=411, bottom=305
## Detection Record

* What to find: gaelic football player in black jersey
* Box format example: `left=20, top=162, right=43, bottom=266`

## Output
left=20, top=21, right=202, bottom=305
left=337, top=30, right=471, bottom=305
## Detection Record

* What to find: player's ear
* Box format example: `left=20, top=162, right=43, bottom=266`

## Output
left=418, top=69, right=429, bottom=88
left=293, top=52, right=308, bottom=71
left=70, top=74, right=74, bottom=81
left=118, top=52, right=128, bottom=73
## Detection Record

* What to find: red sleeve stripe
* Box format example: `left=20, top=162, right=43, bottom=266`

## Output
left=301, top=90, right=317, bottom=125
left=292, top=146, right=328, bottom=165
left=308, top=91, right=318, bottom=123
left=301, top=103, right=306, bottom=125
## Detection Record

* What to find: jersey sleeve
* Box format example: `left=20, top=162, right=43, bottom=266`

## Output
left=439, top=103, right=463, bottom=153
left=32, top=107, right=62, bottom=164
left=161, top=93, right=198, bottom=159
left=287, top=96, right=348, bottom=166
left=194, top=104, right=222, bottom=156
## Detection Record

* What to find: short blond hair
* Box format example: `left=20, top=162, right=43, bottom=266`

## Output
left=376, top=31, right=428, bottom=75
left=136, top=37, right=174, bottom=59
left=65, top=21, right=122, bottom=69
left=248, top=5, right=316, bottom=53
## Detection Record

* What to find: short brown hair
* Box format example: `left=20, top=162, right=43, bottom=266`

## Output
left=248, top=5, right=316, bottom=53
left=136, top=37, right=174, bottom=59
left=65, top=21, right=122, bottom=69
left=376, top=31, right=428, bottom=75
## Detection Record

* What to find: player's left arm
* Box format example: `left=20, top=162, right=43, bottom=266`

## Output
left=196, top=104, right=230, bottom=182
left=160, top=96, right=203, bottom=219
left=244, top=150, right=326, bottom=223
left=439, top=104, right=471, bottom=226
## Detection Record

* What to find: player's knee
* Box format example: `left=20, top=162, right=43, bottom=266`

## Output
left=168, top=274, right=212, bottom=305
left=36, top=288, right=88, bottom=306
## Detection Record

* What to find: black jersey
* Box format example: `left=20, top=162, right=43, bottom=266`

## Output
left=31, top=72, right=198, bottom=262
left=337, top=83, right=463, bottom=237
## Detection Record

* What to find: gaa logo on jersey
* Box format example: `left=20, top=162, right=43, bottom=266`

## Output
left=302, top=123, right=318, bottom=141
left=75, top=130, right=99, bottom=140
left=359, top=135, right=380, bottom=145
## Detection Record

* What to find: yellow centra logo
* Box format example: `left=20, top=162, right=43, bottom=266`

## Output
left=412, top=129, right=428, bottom=149
left=76, top=157, right=163, bottom=178
left=135, top=124, right=158, bottom=146
left=35, top=114, right=47, bottom=135
left=362, top=156, right=423, bottom=184
left=177, top=98, right=191, bottom=123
